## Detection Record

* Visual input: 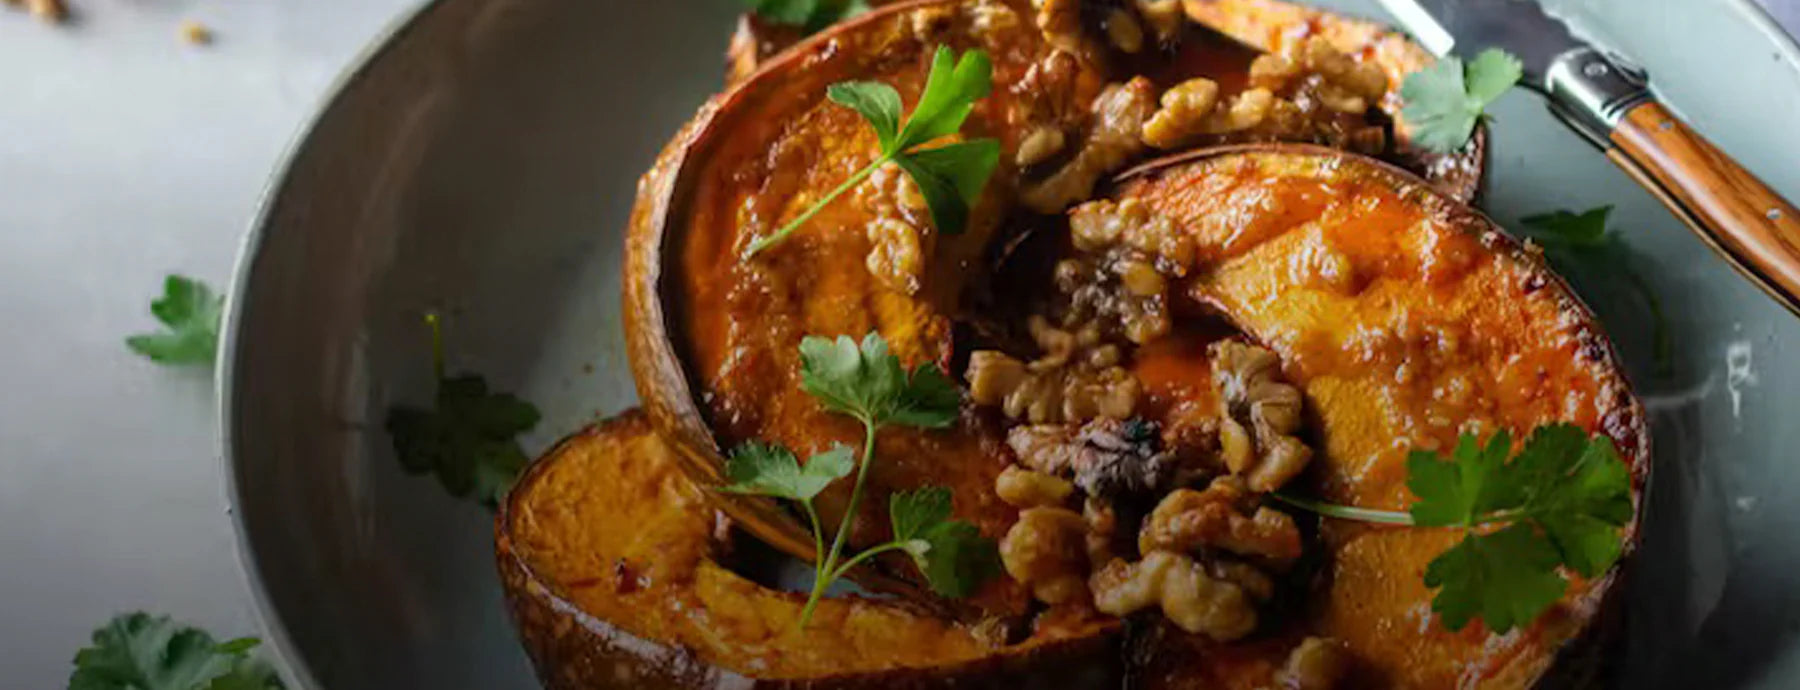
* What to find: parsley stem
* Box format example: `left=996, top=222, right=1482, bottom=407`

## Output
left=803, top=501, right=826, bottom=580
left=827, top=541, right=908, bottom=582
left=1622, top=267, right=1674, bottom=377
left=1272, top=491, right=1414, bottom=525
left=745, top=156, right=889, bottom=257
left=424, top=311, right=446, bottom=383
left=799, top=417, right=882, bottom=627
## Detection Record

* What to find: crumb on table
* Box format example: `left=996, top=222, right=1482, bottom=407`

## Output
left=25, top=0, right=67, bottom=24
left=179, top=19, right=213, bottom=45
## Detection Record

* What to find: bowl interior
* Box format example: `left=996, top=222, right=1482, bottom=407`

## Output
left=226, top=0, right=737, bottom=687
left=227, top=0, right=1800, bottom=688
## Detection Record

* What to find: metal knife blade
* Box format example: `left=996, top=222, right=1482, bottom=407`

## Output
left=1374, top=0, right=1586, bottom=92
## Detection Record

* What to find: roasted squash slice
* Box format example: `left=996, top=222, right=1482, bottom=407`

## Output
left=625, top=0, right=1485, bottom=601
left=722, top=0, right=1482, bottom=200
left=497, top=411, right=1121, bottom=689
left=1100, top=145, right=1648, bottom=689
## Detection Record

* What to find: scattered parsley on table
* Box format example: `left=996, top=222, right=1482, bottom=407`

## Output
left=69, top=613, right=283, bottom=690
left=127, top=275, right=224, bottom=366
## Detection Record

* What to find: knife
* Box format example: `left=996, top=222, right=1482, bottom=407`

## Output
left=1378, top=0, right=1800, bottom=316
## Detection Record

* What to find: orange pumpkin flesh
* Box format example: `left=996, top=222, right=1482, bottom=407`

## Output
left=498, top=412, right=1121, bottom=689
left=1107, top=146, right=1646, bottom=689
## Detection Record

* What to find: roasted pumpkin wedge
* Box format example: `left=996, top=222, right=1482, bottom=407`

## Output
left=1092, top=145, right=1649, bottom=689
left=626, top=0, right=1486, bottom=599
left=722, top=0, right=1482, bottom=198
left=1175, top=0, right=1486, bottom=201
left=496, top=411, right=1121, bottom=689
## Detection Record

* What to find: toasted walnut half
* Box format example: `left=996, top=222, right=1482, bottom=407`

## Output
left=1021, top=78, right=1157, bottom=213
left=1000, top=506, right=1092, bottom=604
left=995, top=466, right=1076, bottom=509
left=1139, top=476, right=1303, bottom=566
left=1211, top=340, right=1313, bottom=492
left=967, top=318, right=1142, bottom=425
left=1090, top=550, right=1257, bottom=640
left=1277, top=637, right=1354, bottom=690
left=1006, top=418, right=1208, bottom=500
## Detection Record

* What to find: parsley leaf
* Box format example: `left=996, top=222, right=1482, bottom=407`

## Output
left=69, top=613, right=282, bottom=690
left=894, top=140, right=1003, bottom=239
left=827, top=82, right=903, bottom=151
left=1423, top=523, right=1569, bottom=633
left=1407, top=430, right=1516, bottom=528
left=747, top=0, right=869, bottom=33
left=890, top=487, right=1002, bottom=598
left=1406, top=423, right=1633, bottom=632
left=1521, top=206, right=1674, bottom=376
left=1512, top=430, right=1633, bottom=577
left=1522, top=207, right=1611, bottom=248
left=798, top=332, right=961, bottom=428
left=127, top=275, right=224, bottom=366
left=889, top=485, right=953, bottom=542
left=721, top=442, right=855, bottom=501
left=1400, top=48, right=1522, bottom=153
left=385, top=313, right=540, bottom=508
left=1279, top=423, right=1632, bottom=633
left=725, top=331, right=992, bottom=629
left=894, top=47, right=993, bottom=151
left=747, top=46, right=1000, bottom=255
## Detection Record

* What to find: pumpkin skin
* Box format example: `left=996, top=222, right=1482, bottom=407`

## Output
left=624, top=0, right=1486, bottom=593
left=496, top=411, right=1123, bottom=690
left=1107, top=145, right=1648, bottom=689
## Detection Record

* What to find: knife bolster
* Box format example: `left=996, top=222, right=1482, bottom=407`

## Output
left=1546, top=47, right=1652, bottom=142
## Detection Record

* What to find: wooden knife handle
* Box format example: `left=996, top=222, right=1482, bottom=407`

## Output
left=1608, top=101, right=1800, bottom=315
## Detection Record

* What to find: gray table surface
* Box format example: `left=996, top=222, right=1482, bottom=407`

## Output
left=0, top=0, right=1795, bottom=688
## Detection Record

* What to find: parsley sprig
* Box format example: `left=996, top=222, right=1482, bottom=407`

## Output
left=721, top=332, right=998, bottom=627
left=1401, top=48, right=1522, bottom=153
left=127, top=275, right=225, bottom=366
left=385, top=312, right=541, bottom=508
left=746, top=0, right=869, bottom=33
left=745, top=46, right=1002, bottom=256
left=1276, top=423, right=1632, bottom=633
left=1521, top=206, right=1674, bottom=376
left=69, top=613, right=283, bottom=690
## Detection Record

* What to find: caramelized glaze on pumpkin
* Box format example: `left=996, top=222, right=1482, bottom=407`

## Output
left=1111, top=147, right=1647, bottom=689
left=673, top=3, right=1065, bottom=599
left=498, top=412, right=1120, bottom=687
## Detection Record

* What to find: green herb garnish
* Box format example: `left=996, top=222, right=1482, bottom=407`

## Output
left=385, top=312, right=541, bottom=508
left=1400, top=48, right=1522, bottom=153
left=745, top=46, right=1001, bottom=256
left=1521, top=206, right=1674, bottom=376
left=722, top=332, right=998, bottom=627
left=1275, top=423, right=1632, bottom=633
left=746, top=0, right=869, bottom=33
left=127, top=275, right=224, bottom=366
left=69, top=613, right=283, bottom=690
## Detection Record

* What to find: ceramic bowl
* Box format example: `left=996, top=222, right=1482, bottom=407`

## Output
left=221, top=0, right=1800, bottom=687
